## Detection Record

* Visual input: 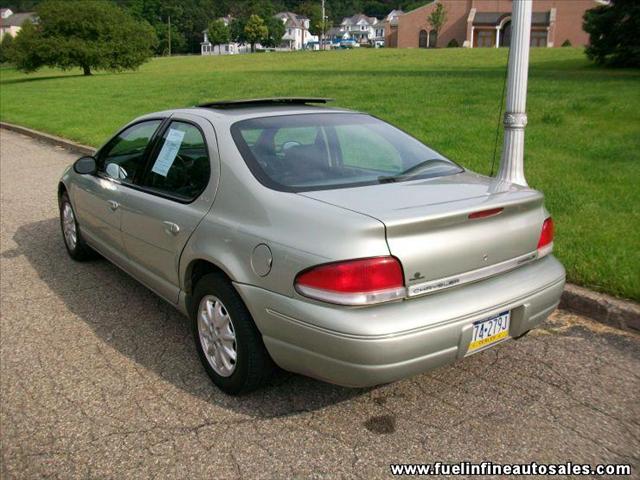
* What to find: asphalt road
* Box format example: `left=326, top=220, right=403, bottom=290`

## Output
left=1, top=128, right=639, bottom=479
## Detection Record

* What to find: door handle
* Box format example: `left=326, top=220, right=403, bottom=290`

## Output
left=107, top=200, right=119, bottom=211
left=163, top=221, right=180, bottom=236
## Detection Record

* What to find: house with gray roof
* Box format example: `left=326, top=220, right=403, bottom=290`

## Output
left=274, top=12, right=317, bottom=50
left=0, top=9, right=36, bottom=40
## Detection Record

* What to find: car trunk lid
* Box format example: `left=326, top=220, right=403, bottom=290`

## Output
left=299, top=171, right=547, bottom=295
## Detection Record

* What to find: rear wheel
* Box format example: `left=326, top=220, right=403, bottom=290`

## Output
left=191, top=273, right=274, bottom=395
left=59, top=192, right=95, bottom=261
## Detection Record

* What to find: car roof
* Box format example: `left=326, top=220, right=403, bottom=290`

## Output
left=203, top=104, right=356, bottom=122
left=135, top=99, right=358, bottom=127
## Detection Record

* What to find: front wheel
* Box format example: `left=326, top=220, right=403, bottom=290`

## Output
left=191, top=273, right=274, bottom=395
left=59, top=192, right=95, bottom=261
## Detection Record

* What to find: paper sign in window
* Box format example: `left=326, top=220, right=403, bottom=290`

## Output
left=151, top=128, right=186, bottom=177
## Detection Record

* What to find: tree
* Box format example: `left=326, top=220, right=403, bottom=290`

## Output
left=0, top=34, right=15, bottom=63
left=299, top=1, right=330, bottom=38
left=229, top=17, right=247, bottom=44
left=263, top=16, right=285, bottom=48
left=117, top=0, right=220, bottom=54
left=207, top=19, right=230, bottom=47
left=244, top=14, right=267, bottom=52
left=363, top=1, right=388, bottom=18
left=229, top=0, right=275, bottom=20
left=7, top=21, right=43, bottom=71
left=427, top=2, right=447, bottom=47
left=155, top=22, right=186, bottom=55
left=10, top=0, right=157, bottom=76
left=583, top=0, right=640, bottom=68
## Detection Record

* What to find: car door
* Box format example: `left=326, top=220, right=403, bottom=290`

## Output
left=72, top=119, right=164, bottom=265
left=119, top=114, right=219, bottom=304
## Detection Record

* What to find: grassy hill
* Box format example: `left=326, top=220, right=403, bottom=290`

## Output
left=1, top=48, right=638, bottom=300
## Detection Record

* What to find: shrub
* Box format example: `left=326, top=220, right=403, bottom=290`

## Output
left=561, top=39, right=572, bottom=47
left=583, top=0, right=640, bottom=67
left=447, top=38, right=459, bottom=48
left=0, top=33, right=14, bottom=63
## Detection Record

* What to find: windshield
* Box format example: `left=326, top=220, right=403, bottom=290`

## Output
left=231, top=113, right=463, bottom=192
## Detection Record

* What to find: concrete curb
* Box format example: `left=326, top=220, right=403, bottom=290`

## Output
left=2, top=122, right=639, bottom=332
left=560, top=284, right=639, bottom=332
left=1, top=121, right=95, bottom=156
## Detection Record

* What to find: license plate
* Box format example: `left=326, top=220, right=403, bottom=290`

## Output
left=466, top=311, right=510, bottom=355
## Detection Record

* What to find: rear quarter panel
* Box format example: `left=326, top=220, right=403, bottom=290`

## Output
left=179, top=126, right=391, bottom=298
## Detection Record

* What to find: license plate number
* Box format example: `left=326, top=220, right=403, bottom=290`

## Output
left=466, top=311, right=510, bottom=355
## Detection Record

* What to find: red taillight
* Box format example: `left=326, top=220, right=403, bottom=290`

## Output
left=295, top=256, right=406, bottom=305
left=537, top=217, right=554, bottom=257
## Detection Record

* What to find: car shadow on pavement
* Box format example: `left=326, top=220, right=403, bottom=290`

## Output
left=10, top=218, right=368, bottom=417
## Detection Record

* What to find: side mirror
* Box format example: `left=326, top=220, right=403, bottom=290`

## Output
left=73, top=156, right=97, bottom=175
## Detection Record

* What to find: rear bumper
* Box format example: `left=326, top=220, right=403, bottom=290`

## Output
left=235, top=256, right=566, bottom=387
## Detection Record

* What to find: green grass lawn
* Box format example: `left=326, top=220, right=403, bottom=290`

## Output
left=1, top=48, right=639, bottom=301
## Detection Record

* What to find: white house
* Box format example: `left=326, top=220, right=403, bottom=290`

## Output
left=0, top=9, right=36, bottom=40
left=274, top=12, right=317, bottom=51
left=329, top=13, right=384, bottom=47
left=201, top=16, right=251, bottom=56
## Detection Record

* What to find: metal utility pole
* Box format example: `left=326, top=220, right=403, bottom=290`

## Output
left=496, top=0, right=532, bottom=186
left=321, top=0, right=326, bottom=51
left=168, top=15, right=172, bottom=56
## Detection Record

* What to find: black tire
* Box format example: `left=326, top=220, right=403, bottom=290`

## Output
left=190, top=273, right=274, bottom=395
left=59, top=192, right=96, bottom=261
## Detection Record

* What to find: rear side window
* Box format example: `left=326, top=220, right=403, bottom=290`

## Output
left=141, top=121, right=210, bottom=201
left=231, top=113, right=462, bottom=192
left=98, top=120, right=161, bottom=184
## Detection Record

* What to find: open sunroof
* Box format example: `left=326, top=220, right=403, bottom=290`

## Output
left=197, top=97, right=334, bottom=109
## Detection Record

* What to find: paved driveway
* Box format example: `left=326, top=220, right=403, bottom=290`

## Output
left=1, top=129, right=639, bottom=479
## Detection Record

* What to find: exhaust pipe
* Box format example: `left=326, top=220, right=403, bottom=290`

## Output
left=496, top=0, right=533, bottom=187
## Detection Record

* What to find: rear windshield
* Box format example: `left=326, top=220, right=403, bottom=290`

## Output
left=231, top=113, right=463, bottom=192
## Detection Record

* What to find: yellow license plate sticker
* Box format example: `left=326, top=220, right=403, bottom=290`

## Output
left=467, top=311, right=510, bottom=355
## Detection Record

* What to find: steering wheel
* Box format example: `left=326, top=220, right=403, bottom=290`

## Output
left=165, top=154, right=189, bottom=187
left=281, top=141, right=301, bottom=152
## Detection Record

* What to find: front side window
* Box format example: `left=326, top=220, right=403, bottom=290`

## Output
left=231, top=113, right=462, bottom=192
left=141, top=121, right=210, bottom=201
left=98, top=120, right=162, bottom=184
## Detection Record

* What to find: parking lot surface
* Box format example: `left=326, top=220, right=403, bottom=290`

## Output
left=1, top=129, right=639, bottom=479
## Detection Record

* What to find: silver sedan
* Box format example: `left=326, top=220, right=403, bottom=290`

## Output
left=58, top=98, right=565, bottom=394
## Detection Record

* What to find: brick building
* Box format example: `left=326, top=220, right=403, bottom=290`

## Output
left=387, top=0, right=602, bottom=49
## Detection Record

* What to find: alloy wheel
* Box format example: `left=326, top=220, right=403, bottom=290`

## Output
left=62, top=203, right=77, bottom=250
left=197, top=295, right=238, bottom=377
